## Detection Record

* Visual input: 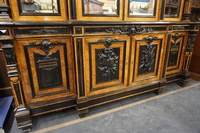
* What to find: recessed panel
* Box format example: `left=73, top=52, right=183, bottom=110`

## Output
left=34, top=51, right=62, bottom=90
left=24, top=40, right=70, bottom=97
left=18, top=0, right=60, bottom=15
left=90, top=40, right=126, bottom=91
left=96, top=48, right=120, bottom=84
left=138, top=44, right=157, bottom=75
left=129, top=0, right=156, bottom=17
left=129, top=34, right=166, bottom=86
left=83, top=0, right=119, bottom=16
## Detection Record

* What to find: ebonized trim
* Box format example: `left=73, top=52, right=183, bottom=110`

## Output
left=1, top=21, right=200, bottom=27
left=76, top=38, right=85, bottom=97
left=13, top=83, right=22, bottom=105
left=162, top=34, right=171, bottom=78
left=160, top=0, right=165, bottom=20
left=16, top=115, right=31, bottom=124
left=77, top=83, right=160, bottom=109
left=70, top=0, right=77, bottom=19
left=166, top=75, right=180, bottom=82
left=31, top=100, right=75, bottom=115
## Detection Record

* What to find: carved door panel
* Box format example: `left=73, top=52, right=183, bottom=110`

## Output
left=166, top=32, right=188, bottom=76
left=14, top=38, right=75, bottom=104
left=129, top=34, right=166, bottom=86
left=75, top=36, right=130, bottom=98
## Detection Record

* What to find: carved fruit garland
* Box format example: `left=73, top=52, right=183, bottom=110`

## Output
left=97, top=38, right=119, bottom=81
left=139, top=36, right=158, bottom=73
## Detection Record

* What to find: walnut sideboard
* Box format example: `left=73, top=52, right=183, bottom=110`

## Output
left=0, top=0, right=199, bottom=132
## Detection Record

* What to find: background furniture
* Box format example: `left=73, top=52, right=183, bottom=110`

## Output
left=189, top=0, right=200, bottom=80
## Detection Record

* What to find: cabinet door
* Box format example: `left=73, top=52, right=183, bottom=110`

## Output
left=162, top=0, right=185, bottom=21
left=15, top=38, right=75, bottom=104
left=166, top=32, right=188, bottom=76
left=75, top=36, right=130, bottom=98
left=129, top=34, right=166, bottom=86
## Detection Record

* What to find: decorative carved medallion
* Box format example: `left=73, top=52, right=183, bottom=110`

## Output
left=106, top=25, right=153, bottom=36
left=30, top=40, right=61, bottom=55
left=139, top=36, right=157, bottom=73
left=30, top=29, right=58, bottom=34
left=97, top=38, right=119, bottom=81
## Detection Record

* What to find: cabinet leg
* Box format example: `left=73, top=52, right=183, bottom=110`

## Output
left=154, top=87, right=164, bottom=95
left=15, top=107, right=32, bottom=132
left=77, top=108, right=89, bottom=118
left=178, top=70, right=190, bottom=87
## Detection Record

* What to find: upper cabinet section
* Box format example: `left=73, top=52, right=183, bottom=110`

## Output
left=74, top=0, right=123, bottom=21
left=124, top=0, right=161, bottom=21
left=162, top=0, right=184, bottom=21
left=72, top=0, right=185, bottom=21
left=9, top=0, right=68, bottom=21
left=4, top=0, right=193, bottom=22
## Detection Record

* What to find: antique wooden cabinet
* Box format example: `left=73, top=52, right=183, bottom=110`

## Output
left=0, top=0, right=199, bottom=132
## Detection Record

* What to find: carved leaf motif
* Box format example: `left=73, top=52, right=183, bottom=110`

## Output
left=106, top=25, right=153, bottom=36
left=139, top=35, right=157, bottom=73
left=30, top=29, right=58, bottom=34
left=97, top=37, right=119, bottom=81
left=97, top=48, right=118, bottom=80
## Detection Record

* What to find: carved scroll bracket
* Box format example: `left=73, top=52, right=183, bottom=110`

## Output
left=106, top=25, right=153, bottom=36
left=172, top=33, right=183, bottom=44
left=30, top=39, right=62, bottom=55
